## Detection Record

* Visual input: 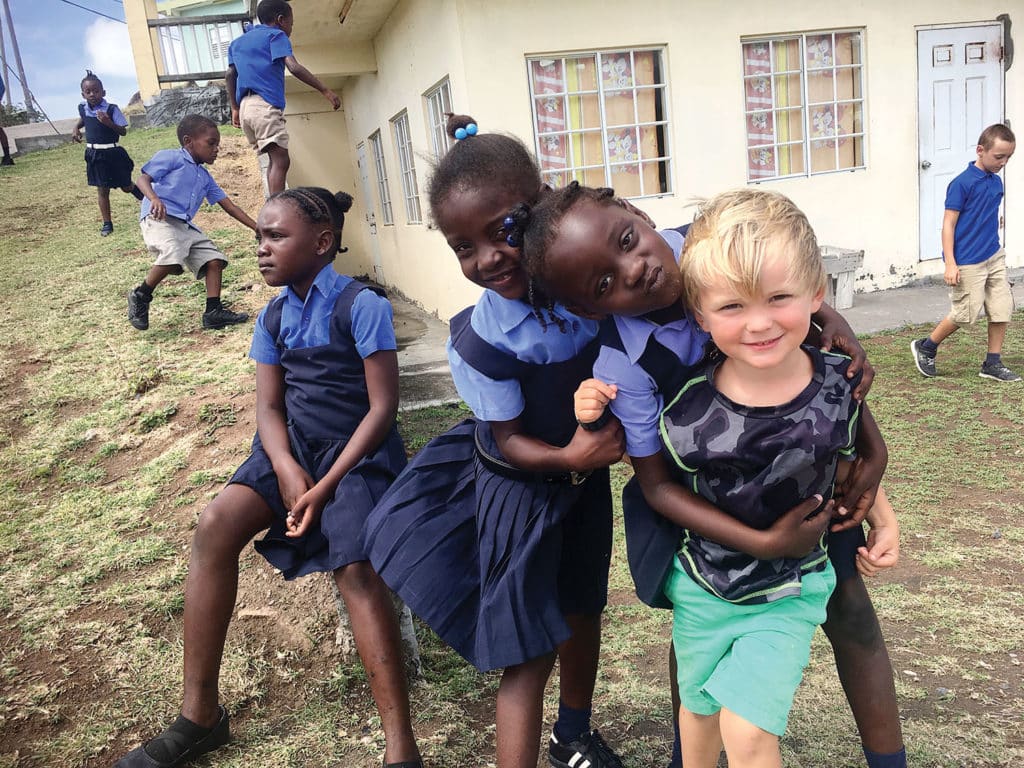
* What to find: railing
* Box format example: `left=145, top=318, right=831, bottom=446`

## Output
left=148, top=13, right=251, bottom=83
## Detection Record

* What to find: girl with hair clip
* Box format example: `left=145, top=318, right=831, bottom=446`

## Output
left=364, top=115, right=627, bottom=768
left=116, top=188, right=423, bottom=768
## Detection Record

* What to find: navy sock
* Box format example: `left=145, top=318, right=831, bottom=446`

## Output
left=206, top=296, right=222, bottom=312
left=553, top=699, right=591, bottom=743
left=864, top=746, right=907, bottom=768
left=985, top=352, right=1001, bottom=367
left=667, top=713, right=682, bottom=768
left=919, top=337, right=938, bottom=356
left=136, top=283, right=154, bottom=298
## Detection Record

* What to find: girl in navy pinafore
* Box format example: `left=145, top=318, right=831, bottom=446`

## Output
left=364, top=115, right=627, bottom=768
left=115, top=188, right=423, bottom=768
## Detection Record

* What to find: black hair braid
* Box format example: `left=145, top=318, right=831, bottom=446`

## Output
left=82, top=69, right=102, bottom=87
left=270, top=187, right=354, bottom=259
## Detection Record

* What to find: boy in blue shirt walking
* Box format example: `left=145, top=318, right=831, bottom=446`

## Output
left=912, top=123, right=1018, bottom=381
left=226, top=0, right=340, bottom=195
left=128, top=114, right=257, bottom=331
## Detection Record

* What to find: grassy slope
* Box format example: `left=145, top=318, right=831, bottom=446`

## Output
left=0, top=132, right=1022, bottom=767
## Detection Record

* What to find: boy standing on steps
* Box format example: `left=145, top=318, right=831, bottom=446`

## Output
left=912, top=123, right=1019, bottom=382
left=129, top=114, right=257, bottom=332
left=226, top=0, right=340, bottom=195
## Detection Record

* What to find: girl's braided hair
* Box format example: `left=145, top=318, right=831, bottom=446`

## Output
left=82, top=69, right=102, bottom=88
left=505, top=182, right=617, bottom=326
left=269, top=187, right=354, bottom=259
left=427, top=113, right=542, bottom=222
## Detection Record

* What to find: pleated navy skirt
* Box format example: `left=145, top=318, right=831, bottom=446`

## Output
left=230, top=422, right=406, bottom=579
left=85, top=146, right=134, bottom=188
left=364, top=419, right=611, bottom=671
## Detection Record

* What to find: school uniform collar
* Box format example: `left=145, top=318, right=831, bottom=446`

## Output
left=280, top=264, right=345, bottom=307
left=81, top=98, right=110, bottom=114
left=480, top=288, right=580, bottom=334
left=965, top=162, right=996, bottom=178
left=178, top=147, right=201, bottom=166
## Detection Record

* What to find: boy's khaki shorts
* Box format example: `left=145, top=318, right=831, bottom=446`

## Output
left=949, top=249, right=1014, bottom=326
left=141, top=216, right=226, bottom=279
left=239, top=93, right=289, bottom=152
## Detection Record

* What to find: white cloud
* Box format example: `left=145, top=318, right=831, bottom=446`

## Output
left=84, top=18, right=136, bottom=75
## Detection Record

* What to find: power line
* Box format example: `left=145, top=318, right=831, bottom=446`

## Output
left=54, top=0, right=125, bottom=23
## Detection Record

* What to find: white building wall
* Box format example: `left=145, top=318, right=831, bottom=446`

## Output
left=329, top=0, right=1023, bottom=318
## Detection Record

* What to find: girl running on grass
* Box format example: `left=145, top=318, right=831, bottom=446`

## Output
left=116, top=188, right=423, bottom=768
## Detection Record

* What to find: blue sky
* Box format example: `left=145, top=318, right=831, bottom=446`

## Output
left=3, top=0, right=139, bottom=120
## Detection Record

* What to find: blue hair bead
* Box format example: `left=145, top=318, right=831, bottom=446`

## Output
left=503, top=215, right=515, bottom=229
left=454, top=127, right=468, bottom=140
left=466, top=123, right=478, bottom=136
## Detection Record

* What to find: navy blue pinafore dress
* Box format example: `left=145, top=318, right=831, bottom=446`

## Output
left=364, top=307, right=612, bottom=671
left=230, top=280, right=407, bottom=579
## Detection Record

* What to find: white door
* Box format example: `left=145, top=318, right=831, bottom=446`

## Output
left=356, top=142, right=385, bottom=282
left=917, top=24, right=1004, bottom=261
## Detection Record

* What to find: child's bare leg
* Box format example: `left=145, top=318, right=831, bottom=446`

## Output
left=265, top=143, right=290, bottom=195
left=557, top=612, right=600, bottom=712
left=182, top=484, right=275, bottom=727
left=203, top=259, right=225, bottom=299
left=141, top=264, right=177, bottom=291
left=719, top=709, right=780, bottom=768
left=987, top=321, right=1008, bottom=354
left=496, top=651, right=557, bottom=768
left=332, top=561, right=420, bottom=764
left=823, top=575, right=904, bottom=755
left=97, top=186, right=112, bottom=221
left=927, top=316, right=959, bottom=345
left=679, top=706, right=723, bottom=768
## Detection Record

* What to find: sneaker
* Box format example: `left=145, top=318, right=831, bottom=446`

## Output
left=202, top=305, right=249, bottom=330
left=100, top=221, right=114, bottom=237
left=910, top=338, right=937, bottom=377
left=114, top=706, right=229, bottom=767
left=549, top=728, right=624, bottom=768
left=979, top=361, right=1022, bottom=382
left=127, top=289, right=151, bottom=330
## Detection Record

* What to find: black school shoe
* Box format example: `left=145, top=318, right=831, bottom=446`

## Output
left=549, top=728, right=624, bottom=768
left=127, top=289, right=152, bottom=330
left=100, top=221, right=114, bottom=237
left=115, top=706, right=229, bottom=767
left=202, top=305, right=249, bottom=330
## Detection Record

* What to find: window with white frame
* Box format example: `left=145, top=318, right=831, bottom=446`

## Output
left=425, top=78, right=453, bottom=161
left=526, top=48, right=671, bottom=198
left=742, top=30, right=866, bottom=181
left=391, top=111, right=423, bottom=224
left=368, top=130, right=393, bottom=226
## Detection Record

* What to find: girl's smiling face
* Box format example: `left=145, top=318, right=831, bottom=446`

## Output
left=435, top=185, right=531, bottom=301
left=255, top=199, right=333, bottom=298
left=540, top=198, right=683, bottom=318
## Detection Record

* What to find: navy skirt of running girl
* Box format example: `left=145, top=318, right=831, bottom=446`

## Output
left=365, top=419, right=610, bottom=672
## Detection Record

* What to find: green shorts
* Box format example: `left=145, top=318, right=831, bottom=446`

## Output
left=665, top=555, right=836, bottom=736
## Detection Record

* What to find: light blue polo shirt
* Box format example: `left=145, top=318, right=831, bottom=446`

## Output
left=447, top=290, right=599, bottom=422
left=140, top=147, right=227, bottom=230
left=250, top=265, right=396, bottom=364
left=228, top=24, right=293, bottom=109
left=78, top=99, right=128, bottom=127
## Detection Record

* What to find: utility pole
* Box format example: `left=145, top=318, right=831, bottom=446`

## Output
left=1, top=0, right=32, bottom=116
left=0, top=14, right=10, bottom=108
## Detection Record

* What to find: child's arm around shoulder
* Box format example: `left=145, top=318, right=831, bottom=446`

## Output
left=283, top=55, right=340, bottom=110
left=217, top=196, right=257, bottom=231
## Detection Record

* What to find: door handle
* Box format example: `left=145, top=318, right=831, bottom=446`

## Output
left=921, top=160, right=932, bottom=169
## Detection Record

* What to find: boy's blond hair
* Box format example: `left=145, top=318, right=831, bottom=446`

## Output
left=681, top=189, right=825, bottom=311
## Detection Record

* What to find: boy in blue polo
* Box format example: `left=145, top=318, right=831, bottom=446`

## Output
left=912, top=123, right=1018, bottom=381
left=226, top=0, right=340, bottom=195
left=128, top=114, right=257, bottom=331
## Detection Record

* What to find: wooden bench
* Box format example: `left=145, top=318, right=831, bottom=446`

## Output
left=820, top=246, right=864, bottom=310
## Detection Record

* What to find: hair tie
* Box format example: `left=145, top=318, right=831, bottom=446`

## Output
left=503, top=214, right=522, bottom=247
left=454, top=122, right=478, bottom=140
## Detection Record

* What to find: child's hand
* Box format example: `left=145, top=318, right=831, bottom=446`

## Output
left=856, top=522, right=900, bottom=577
left=943, top=263, right=960, bottom=286
left=323, top=89, right=341, bottom=110
left=276, top=462, right=314, bottom=513
left=230, top=106, right=240, bottom=129
left=574, top=378, right=617, bottom=425
left=286, top=484, right=331, bottom=538
left=148, top=197, right=167, bottom=221
left=818, top=324, right=874, bottom=401
left=760, top=496, right=833, bottom=559
left=565, top=417, right=625, bottom=472
left=832, top=456, right=883, bottom=530
left=72, top=126, right=83, bottom=143
left=95, top=110, right=115, bottom=128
